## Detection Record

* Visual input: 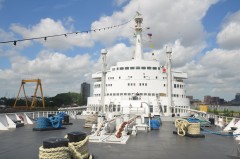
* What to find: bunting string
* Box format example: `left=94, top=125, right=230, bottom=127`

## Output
left=0, top=17, right=135, bottom=46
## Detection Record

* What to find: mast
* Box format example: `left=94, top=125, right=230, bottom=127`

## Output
left=166, top=47, right=173, bottom=116
left=100, top=49, right=107, bottom=113
left=134, top=12, right=143, bottom=60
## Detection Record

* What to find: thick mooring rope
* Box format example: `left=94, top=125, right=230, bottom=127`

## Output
left=68, top=136, right=90, bottom=159
left=39, top=146, right=71, bottom=159
left=39, top=136, right=92, bottom=159
left=36, top=117, right=52, bottom=128
left=175, top=119, right=200, bottom=136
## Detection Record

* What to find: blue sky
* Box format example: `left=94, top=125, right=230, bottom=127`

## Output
left=0, top=0, right=240, bottom=101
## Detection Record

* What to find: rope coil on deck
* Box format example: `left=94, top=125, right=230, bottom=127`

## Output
left=39, top=136, right=92, bottom=159
left=36, top=117, right=52, bottom=128
left=68, top=136, right=90, bottom=159
left=175, top=119, right=200, bottom=136
left=39, top=146, right=71, bottom=159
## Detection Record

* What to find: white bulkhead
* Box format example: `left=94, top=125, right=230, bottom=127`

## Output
left=87, top=12, right=190, bottom=117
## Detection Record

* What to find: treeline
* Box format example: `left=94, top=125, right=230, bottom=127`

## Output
left=208, top=108, right=240, bottom=117
left=0, top=92, right=85, bottom=108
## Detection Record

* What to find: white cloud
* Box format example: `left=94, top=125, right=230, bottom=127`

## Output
left=91, top=0, right=217, bottom=49
left=181, top=48, right=240, bottom=100
left=10, top=18, right=94, bottom=50
left=0, top=28, right=14, bottom=43
left=217, top=10, right=240, bottom=50
left=144, top=39, right=206, bottom=68
left=91, top=43, right=133, bottom=75
left=0, top=50, right=94, bottom=97
left=2, top=0, right=239, bottom=102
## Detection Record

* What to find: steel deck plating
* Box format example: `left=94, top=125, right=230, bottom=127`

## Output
left=0, top=118, right=237, bottom=159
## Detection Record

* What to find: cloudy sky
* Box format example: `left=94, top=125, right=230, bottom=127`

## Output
left=0, top=0, right=240, bottom=101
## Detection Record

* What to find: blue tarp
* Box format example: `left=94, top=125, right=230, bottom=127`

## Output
left=150, top=119, right=160, bottom=129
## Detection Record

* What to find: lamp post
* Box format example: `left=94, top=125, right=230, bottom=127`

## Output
left=141, top=102, right=151, bottom=131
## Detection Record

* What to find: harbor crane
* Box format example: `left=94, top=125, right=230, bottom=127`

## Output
left=13, top=79, right=45, bottom=110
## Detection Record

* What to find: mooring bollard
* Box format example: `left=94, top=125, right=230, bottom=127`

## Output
left=39, top=137, right=71, bottom=159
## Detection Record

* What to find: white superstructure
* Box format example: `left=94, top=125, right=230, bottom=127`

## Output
left=87, top=12, right=190, bottom=117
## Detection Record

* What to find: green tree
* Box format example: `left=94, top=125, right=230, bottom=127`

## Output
left=52, top=92, right=83, bottom=107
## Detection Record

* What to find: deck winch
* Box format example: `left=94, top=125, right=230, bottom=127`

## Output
left=33, top=114, right=65, bottom=131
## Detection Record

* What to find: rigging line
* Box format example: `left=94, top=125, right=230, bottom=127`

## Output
left=0, top=16, right=135, bottom=44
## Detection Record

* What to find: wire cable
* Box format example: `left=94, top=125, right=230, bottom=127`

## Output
left=0, top=17, right=135, bottom=45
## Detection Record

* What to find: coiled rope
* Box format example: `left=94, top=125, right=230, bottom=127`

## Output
left=39, top=146, right=71, bottom=159
left=49, top=116, right=62, bottom=128
left=39, top=136, right=92, bottom=159
left=68, top=136, right=90, bottom=159
left=36, top=117, right=52, bottom=128
left=175, top=118, right=200, bottom=136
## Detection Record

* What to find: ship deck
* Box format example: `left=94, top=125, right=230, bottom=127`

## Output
left=0, top=118, right=238, bottom=159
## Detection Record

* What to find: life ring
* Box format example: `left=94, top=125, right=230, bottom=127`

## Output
left=19, top=115, right=24, bottom=121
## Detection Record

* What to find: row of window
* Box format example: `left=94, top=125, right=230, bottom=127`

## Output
left=112, top=66, right=164, bottom=71
left=93, top=93, right=186, bottom=98
left=95, top=83, right=184, bottom=88
left=162, top=105, right=189, bottom=113
left=172, top=94, right=186, bottom=98
left=128, top=83, right=147, bottom=86
left=88, top=105, right=189, bottom=114
left=108, top=76, right=163, bottom=80
left=174, top=84, right=185, bottom=89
